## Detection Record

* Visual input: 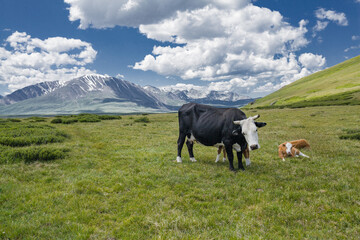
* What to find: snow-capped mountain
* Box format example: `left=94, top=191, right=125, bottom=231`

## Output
left=0, top=74, right=254, bottom=115
left=47, top=74, right=165, bottom=109
left=143, top=86, right=186, bottom=106
left=0, top=80, right=63, bottom=105
left=144, top=86, right=252, bottom=106
left=1, top=75, right=165, bottom=107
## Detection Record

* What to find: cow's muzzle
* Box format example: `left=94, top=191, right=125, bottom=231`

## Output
left=250, top=144, right=259, bottom=150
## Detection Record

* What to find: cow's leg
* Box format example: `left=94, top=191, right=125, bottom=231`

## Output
left=225, top=144, right=235, bottom=171
left=237, top=151, right=245, bottom=170
left=243, top=148, right=250, bottom=166
left=222, top=147, right=227, bottom=162
left=177, top=132, right=186, bottom=163
left=215, top=146, right=222, bottom=163
left=186, top=139, right=197, bottom=162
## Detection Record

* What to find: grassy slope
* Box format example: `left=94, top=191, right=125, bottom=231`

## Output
left=1, top=106, right=360, bottom=239
left=248, top=55, right=360, bottom=108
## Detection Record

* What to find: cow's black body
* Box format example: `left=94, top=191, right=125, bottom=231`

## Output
left=177, top=102, right=248, bottom=171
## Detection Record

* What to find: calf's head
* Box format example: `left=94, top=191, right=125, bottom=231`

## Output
left=233, top=115, right=266, bottom=151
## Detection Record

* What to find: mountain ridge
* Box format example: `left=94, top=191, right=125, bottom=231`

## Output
left=1, top=81, right=63, bottom=105
left=0, top=75, right=254, bottom=115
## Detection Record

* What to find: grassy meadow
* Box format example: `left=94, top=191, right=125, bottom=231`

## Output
left=1, top=106, right=360, bottom=239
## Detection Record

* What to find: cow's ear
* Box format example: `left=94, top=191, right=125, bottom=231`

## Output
left=255, top=122, right=267, bottom=128
left=232, top=126, right=241, bottom=136
left=233, top=120, right=245, bottom=125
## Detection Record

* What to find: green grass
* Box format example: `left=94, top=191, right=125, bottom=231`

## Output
left=247, top=55, right=360, bottom=109
left=0, top=106, right=360, bottom=239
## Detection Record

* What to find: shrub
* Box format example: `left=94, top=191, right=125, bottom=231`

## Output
left=0, top=122, right=71, bottom=164
left=27, top=117, right=46, bottom=122
left=51, top=114, right=121, bottom=124
left=8, top=118, right=21, bottom=122
left=51, top=118, right=63, bottom=124
left=98, top=115, right=122, bottom=120
left=134, top=117, right=150, bottom=123
left=61, top=118, right=78, bottom=124
left=339, top=129, right=360, bottom=140
left=78, top=115, right=101, bottom=123
left=339, top=133, right=360, bottom=140
left=1, top=147, right=69, bottom=164
left=0, top=124, right=69, bottom=147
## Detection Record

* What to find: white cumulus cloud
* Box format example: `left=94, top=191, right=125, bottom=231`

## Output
left=132, top=5, right=316, bottom=95
left=0, top=31, right=97, bottom=92
left=312, top=8, right=348, bottom=38
left=65, top=0, right=327, bottom=97
left=315, top=8, right=348, bottom=26
left=64, top=0, right=250, bottom=29
left=299, top=53, right=326, bottom=71
left=312, top=20, right=329, bottom=37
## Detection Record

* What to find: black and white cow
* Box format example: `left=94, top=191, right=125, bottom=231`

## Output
left=176, top=103, right=266, bottom=171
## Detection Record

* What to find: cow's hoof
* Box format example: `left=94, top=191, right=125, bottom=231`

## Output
left=176, top=156, right=182, bottom=163
left=222, top=158, right=226, bottom=162
left=190, top=157, right=197, bottom=162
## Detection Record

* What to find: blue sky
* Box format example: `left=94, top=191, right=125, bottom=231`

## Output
left=0, top=0, right=359, bottom=97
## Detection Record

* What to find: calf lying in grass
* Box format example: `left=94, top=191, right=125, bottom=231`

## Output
left=216, top=145, right=251, bottom=166
left=278, top=139, right=310, bottom=161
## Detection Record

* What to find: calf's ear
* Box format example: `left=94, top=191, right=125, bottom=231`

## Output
left=255, top=122, right=267, bottom=128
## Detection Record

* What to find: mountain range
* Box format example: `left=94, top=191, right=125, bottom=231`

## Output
left=0, top=75, right=254, bottom=116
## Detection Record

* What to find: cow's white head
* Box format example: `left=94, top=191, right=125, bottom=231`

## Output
left=233, top=115, right=266, bottom=151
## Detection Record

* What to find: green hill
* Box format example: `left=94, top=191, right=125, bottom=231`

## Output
left=247, top=55, right=360, bottom=109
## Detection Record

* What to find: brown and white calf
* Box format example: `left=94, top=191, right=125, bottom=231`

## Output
left=278, top=139, right=310, bottom=161
left=216, top=145, right=251, bottom=166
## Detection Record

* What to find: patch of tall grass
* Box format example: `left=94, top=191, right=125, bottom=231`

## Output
left=134, top=116, right=150, bottom=123
left=0, top=124, right=68, bottom=147
left=26, top=116, right=46, bottom=122
left=0, top=146, right=69, bottom=164
left=0, top=122, right=70, bottom=163
left=339, top=129, right=360, bottom=140
left=50, top=113, right=122, bottom=124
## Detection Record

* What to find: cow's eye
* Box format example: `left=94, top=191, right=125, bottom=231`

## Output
left=242, top=132, right=246, bottom=135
